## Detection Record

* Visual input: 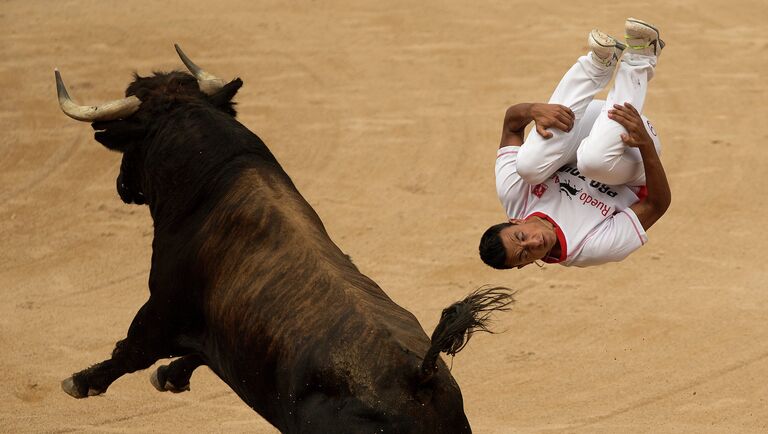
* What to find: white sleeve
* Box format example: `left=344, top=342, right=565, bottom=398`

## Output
left=495, top=146, right=530, bottom=219
left=569, top=208, right=648, bottom=267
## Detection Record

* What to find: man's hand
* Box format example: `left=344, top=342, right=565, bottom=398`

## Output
left=531, top=103, right=575, bottom=139
left=500, top=102, right=574, bottom=148
left=607, top=103, right=653, bottom=148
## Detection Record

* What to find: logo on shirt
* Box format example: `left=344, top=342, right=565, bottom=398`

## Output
left=558, top=166, right=618, bottom=198
left=532, top=183, right=548, bottom=198
left=558, top=178, right=582, bottom=200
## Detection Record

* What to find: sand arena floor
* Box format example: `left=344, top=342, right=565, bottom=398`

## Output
left=2, top=0, right=767, bottom=432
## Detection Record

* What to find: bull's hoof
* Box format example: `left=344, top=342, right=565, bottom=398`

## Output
left=150, top=366, right=190, bottom=393
left=61, top=377, right=104, bottom=398
left=165, top=380, right=190, bottom=393
left=61, top=377, right=84, bottom=398
left=149, top=368, right=165, bottom=391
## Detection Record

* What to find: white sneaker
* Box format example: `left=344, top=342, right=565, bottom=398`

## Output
left=625, top=18, right=665, bottom=56
left=588, top=29, right=626, bottom=67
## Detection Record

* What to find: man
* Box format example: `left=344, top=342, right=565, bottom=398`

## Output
left=479, top=18, right=671, bottom=269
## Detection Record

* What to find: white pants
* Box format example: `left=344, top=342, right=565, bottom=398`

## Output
left=516, top=53, right=661, bottom=187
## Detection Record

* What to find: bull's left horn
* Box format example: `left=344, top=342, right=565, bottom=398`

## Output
left=55, top=69, right=141, bottom=122
left=174, top=44, right=226, bottom=95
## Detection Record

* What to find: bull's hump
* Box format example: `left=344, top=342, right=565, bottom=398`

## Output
left=198, top=167, right=349, bottom=273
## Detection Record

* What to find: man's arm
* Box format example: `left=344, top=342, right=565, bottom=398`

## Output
left=609, top=103, right=671, bottom=230
left=500, top=103, right=575, bottom=149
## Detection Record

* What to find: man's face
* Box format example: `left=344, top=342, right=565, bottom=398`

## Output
left=499, top=219, right=557, bottom=268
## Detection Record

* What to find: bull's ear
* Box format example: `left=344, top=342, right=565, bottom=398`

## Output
left=209, top=78, right=243, bottom=114
left=92, top=120, right=146, bottom=152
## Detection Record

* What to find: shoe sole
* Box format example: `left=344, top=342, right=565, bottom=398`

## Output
left=589, top=29, right=626, bottom=51
left=625, top=18, right=664, bottom=54
left=626, top=18, right=660, bottom=40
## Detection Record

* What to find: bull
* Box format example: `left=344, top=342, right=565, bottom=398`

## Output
left=55, top=45, right=513, bottom=433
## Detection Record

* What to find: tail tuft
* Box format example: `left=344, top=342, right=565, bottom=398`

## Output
left=419, top=286, right=515, bottom=383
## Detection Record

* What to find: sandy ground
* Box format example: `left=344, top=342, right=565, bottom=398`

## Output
left=2, top=0, right=767, bottom=432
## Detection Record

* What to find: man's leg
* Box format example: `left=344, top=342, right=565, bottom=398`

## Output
left=577, top=19, right=663, bottom=186
left=517, top=30, right=619, bottom=185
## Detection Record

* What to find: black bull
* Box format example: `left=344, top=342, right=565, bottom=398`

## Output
left=57, top=60, right=513, bottom=432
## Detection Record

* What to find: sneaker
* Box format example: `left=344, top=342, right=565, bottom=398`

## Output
left=625, top=18, right=665, bottom=56
left=588, top=29, right=626, bottom=67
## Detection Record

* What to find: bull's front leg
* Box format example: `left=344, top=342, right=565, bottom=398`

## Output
left=150, top=353, right=205, bottom=393
left=62, top=298, right=181, bottom=398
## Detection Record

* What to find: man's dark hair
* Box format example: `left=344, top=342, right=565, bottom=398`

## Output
left=479, top=222, right=515, bottom=269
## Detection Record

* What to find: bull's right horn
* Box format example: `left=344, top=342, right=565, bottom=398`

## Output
left=55, top=69, right=141, bottom=122
left=174, top=44, right=227, bottom=95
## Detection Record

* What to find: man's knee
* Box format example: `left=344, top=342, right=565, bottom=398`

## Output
left=516, top=146, right=552, bottom=185
left=576, top=146, right=606, bottom=180
left=576, top=143, right=622, bottom=185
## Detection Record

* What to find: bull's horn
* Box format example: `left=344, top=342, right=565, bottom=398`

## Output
left=55, top=69, right=141, bottom=122
left=174, top=44, right=226, bottom=95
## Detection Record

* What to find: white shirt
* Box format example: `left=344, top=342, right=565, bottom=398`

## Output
left=496, top=146, right=648, bottom=267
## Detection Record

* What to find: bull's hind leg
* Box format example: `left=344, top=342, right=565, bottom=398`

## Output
left=150, top=354, right=204, bottom=393
left=62, top=299, right=184, bottom=398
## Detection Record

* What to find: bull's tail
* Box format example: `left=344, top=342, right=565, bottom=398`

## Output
left=418, top=286, right=515, bottom=384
